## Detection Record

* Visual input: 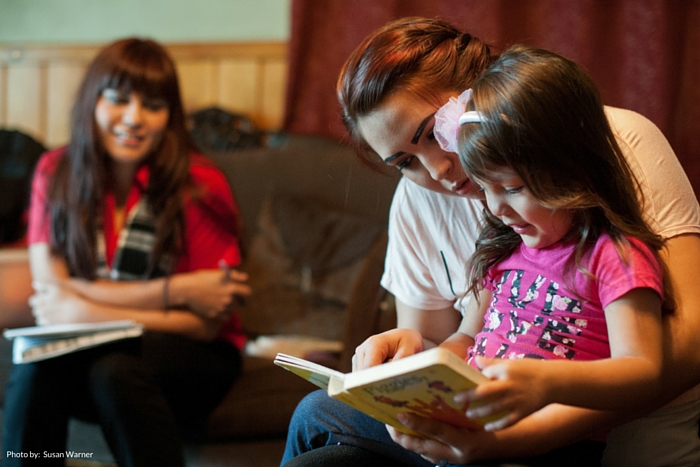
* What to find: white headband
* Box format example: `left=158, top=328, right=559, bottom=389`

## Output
left=434, top=89, right=486, bottom=153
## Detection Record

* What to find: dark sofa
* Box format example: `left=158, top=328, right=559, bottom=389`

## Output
left=0, top=134, right=401, bottom=466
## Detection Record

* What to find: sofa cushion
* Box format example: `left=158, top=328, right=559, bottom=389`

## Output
left=240, top=194, right=384, bottom=341
left=205, top=355, right=315, bottom=439
left=271, top=193, right=383, bottom=276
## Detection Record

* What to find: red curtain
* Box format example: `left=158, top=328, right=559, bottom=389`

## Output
left=283, top=0, right=700, bottom=195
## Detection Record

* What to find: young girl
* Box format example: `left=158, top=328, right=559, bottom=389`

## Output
left=2, top=38, right=250, bottom=467
left=434, top=44, right=671, bottom=439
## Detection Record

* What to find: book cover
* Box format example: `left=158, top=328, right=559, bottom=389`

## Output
left=274, top=347, right=492, bottom=437
left=3, top=320, right=144, bottom=364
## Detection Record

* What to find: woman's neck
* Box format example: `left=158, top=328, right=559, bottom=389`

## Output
left=110, top=160, right=139, bottom=206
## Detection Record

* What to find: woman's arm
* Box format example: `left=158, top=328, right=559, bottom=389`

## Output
left=66, top=268, right=250, bottom=318
left=388, top=403, right=616, bottom=465
left=28, top=243, right=225, bottom=340
left=30, top=282, right=221, bottom=340
left=30, top=243, right=250, bottom=319
left=658, top=233, right=700, bottom=401
left=352, top=298, right=461, bottom=370
left=352, top=290, right=489, bottom=371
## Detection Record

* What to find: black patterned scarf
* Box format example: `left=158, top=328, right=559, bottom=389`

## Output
left=96, top=197, right=170, bottom=280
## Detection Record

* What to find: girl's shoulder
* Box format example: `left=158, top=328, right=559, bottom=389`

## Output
left=590, top=233, right=659, bottom=270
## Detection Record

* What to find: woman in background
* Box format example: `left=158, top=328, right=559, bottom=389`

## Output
left=2, top=38, right=250, bottom=467
left=282, top=17, right=700, bottom=467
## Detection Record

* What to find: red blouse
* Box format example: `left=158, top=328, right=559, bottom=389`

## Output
left=28, top=148, right=246, bottom=348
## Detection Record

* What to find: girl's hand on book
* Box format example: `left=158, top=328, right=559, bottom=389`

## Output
left=456, top=357, right=550, bottom=431
left=352, top=328, right=424, bottom=371
left=387, top=413, right=497, bottom=465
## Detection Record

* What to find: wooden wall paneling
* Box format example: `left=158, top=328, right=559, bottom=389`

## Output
left=0, top=41, right=287, bottom=142
left=260, top=59, right=287, bottom=129
left=46, top=63, right=86, bottom=148
left=0, top=65, right=6, bottom=126
left=6, top=65, right=45, bottom=142
left=218, top=59, right=260, bottom=121
left=177, top=60, right=219, bottom=115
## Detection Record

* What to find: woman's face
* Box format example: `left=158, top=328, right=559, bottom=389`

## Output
left=94, top=88, right=169, bottom=165
left=356, top=90, right=478, bottom=197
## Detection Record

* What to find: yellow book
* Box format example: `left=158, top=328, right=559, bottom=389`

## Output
left=274, top=347, right=491, bottom=437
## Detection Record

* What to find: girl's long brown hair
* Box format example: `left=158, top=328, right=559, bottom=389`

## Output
left=460, top=45, right=674, bottom=312
left=48, top=38, right=193, bottom=279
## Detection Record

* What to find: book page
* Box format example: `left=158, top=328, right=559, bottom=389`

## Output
left=4, top=320, right=140, bottom=339
left=274, top=353, right=345, bottom=391
left=11, top=327, right=144, bottom=364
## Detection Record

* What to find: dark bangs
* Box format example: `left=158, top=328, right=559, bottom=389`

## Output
left=93, top=39, right=185, bottom=126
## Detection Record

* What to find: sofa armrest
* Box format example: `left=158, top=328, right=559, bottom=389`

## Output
left=0, top=248, right=34, bottom=329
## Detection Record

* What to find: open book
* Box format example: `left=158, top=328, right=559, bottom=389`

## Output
left=274, top=347, right=493, bottom=437
left=3, top=320, right=144, bottom=364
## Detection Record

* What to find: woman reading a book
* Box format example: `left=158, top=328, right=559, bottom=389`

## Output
left=282, top=17, right=700, bottom=467
left=1, top=38, right=250, bottom=467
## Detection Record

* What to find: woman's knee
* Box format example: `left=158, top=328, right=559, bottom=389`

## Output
left=88, top=351, right=148, bottom=402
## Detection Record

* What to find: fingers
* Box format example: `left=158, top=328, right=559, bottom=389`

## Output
left=455, top=384, right=509, bottom=420
left=392, top=345, right=420, bottom=362
left=217, top=262, right=251, bottom=309
left=227, top=281, right=251, bottom=297
left=481, top=412, right=522, bottom=431
left=218, top=260, right=249, bottom=283
left=387, top=425, right=441, bottom=463
left=388, top=415, right=459, bottom=464
left=32, top=281, right=54, bottom=294
left=29, top=286, right=55, bottom=325
left=355, top=329, right=425, bottom=371
left=226, top=269, right=248, bottom=282
left=353, top=334, right=392, bottom=371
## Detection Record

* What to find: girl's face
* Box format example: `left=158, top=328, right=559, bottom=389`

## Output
left=477, top=167, right=573, bottom=249
left=94, top=88, right=169, bottom=165
left=356, top=90, right=478, bottom=197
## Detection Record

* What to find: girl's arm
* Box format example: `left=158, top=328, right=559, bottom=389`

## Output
left=439, top=289, right=490, bottom=359
left=460, top=287, right=664, bottom=430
